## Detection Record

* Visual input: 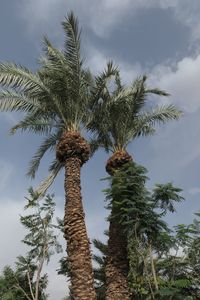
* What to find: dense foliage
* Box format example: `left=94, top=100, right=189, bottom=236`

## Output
left=92, top=162, right=200, bottom=299
left=89, top=67, right=181, bottom=154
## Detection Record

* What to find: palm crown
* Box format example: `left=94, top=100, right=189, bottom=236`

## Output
left=89, top=65, right=182, bottom=153
left=0, top=13, right=94, bottom=191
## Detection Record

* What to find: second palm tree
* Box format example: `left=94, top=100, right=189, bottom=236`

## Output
left=89, top=68, right=182, bottom=300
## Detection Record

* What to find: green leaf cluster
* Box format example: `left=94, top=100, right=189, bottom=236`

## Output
left=93, top=162, right=200, bottom=299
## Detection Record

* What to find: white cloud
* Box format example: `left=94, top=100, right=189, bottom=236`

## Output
left=84, top=0, right=157, bottom=38
left=149, top=54, right=200, bottom=113
left=86, top=46, right=142, bottom=79
left=18, top=0, right=200, bottom=44
left=18, top=0, right=156, bottom=38
left=120, top=51, right=200, bottom=182
left=88, top=48, right=200, bottom=115
left=138, top=53, right=200, bottom=171
left=161, top=0, right=200, bottom=43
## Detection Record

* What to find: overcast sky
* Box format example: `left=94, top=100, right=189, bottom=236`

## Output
left=1, top=1, right=200, bottom=299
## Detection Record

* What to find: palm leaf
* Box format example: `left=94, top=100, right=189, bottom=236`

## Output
left=35, top=160, right=63, bottom=196
left=27, top=131, right=62, bottom=179
left=62, top=12, right=81, bottom=103
left=91, top=61, right=118, bottom=107
left=133, top=105, right=182, bottom=137
left=0, top=62, right=48, bottom=94
left=9, top=113, right=56, bottom=135
left=0, top=90, right=40, bottom=112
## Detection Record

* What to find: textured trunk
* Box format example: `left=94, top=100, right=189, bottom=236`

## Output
left=149, top=243, right=158, bottom=292
left=105, top=151, right=132, bottom=300
left=105, top=217, right=130, bottom=300
left=64, top=156, right=96, bottom=300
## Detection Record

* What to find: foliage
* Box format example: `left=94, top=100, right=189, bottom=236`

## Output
left=0, top=188, right=62, bottom=300
left=57, top=162, right=200, bottom=299
left=0, top=266, right=30, bottom=300
left=0, top=12, right=97, bottom=195
left=89, top=69, right=182, bottom=153
left=99, top=162, right=200, bottom=299
left=92, top=237, right=108, bottom=299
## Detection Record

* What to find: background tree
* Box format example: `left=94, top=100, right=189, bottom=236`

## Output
left=0, top=188, right=61, bottom=300
left=103, top=162, right=199, bottom=299
left=0, top=265, right=34, bottom=300
left=89, top=66, right=182, bottom=299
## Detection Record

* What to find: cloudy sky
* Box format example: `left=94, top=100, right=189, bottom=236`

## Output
left=1, top=1, right=200, bottom=299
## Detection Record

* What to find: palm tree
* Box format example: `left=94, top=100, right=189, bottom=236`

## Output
left=0, top=13, right=101, bottom=300
left=89, top=66, right=182, bottom=300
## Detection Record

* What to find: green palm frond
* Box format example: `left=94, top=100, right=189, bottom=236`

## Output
left=62, top=12, right=81, bottom=102
left=35, top=160, right=63, bottom=196
left=136, top=104, right=182, bottom=131
left=107, top=87, right=132, bottom=106
left=9, top=113, right=56, bottom=135
left=0, top=13, right=100, bottom=194
left=91, top=61, right=118, bottom=106
left=92, top=239, right=107, bottom=255
left=89, top=139, right=100, bottom=156
left=0, top=62, right=48, bottom=94
left=114, top=69, right=123, bottom=92
left=27, top=131, right=62, bottom=179
left=89, top=70, right=182, bottom=151
left=0, top=90, right=39, bottom=112
left=130, top=105, right=181, bottom=139
left=124, top=125, right=156, bottom=145
left=62, top=12, right=81, bottom=67
left=145, top=88, right=170, bottom=96
left=130, top=76, right=169, bottom=115
left=42, top=36, right=67, bottom=66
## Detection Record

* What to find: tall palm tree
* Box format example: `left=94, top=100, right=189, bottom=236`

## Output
left=0, top=13, right=104, bottom=300
left=89, top=66, right=182, bottom=300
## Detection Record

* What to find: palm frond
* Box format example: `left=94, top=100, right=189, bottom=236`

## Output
left=0, top=13, right=96, bottom=196
left=133, top=105, right=182, bottom=137
left=27, top=131, right=62, bottom=179
left=91, top=61, right=118, bottom=106
left=0, top=90, right=39, bottom=112
left=35, top=160, right=63, bottom=196
left=0, top=62, right=48, bottom=94
left=62, top=12, right=81, bottom=65
left=42, top=36, right=67, bottom=66
left=142, top=104, right=182, bottom=124
left=130, top=75, right=147, bottom=114
left=114, top=69, right=123, bottom=92
left=89, top=139, right=100, bottom=156
left=145, top=88, right=170, bottom=96
left=92, top=239, right=107, bottom=255
left=9, top=113, right=56, bottom=135
left=62, top=12, right=81, bottom=100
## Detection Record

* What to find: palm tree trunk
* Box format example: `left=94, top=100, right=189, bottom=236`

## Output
left=105, top=151, right=132, bottom=300
left=105, top=216, right=130, bottom=300
left=64, top=156, right=96, bottom=300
